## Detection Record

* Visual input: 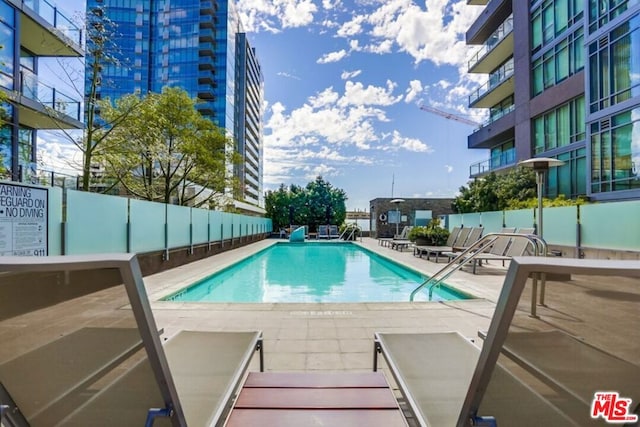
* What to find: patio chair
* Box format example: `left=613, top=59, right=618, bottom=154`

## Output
left=414, top=226, right=461, bottom=258
left=378, top=226, right=410, bottom=247
left=373, top=257, right=640, bottom=426
left=0, top=254, right=263, bottom=426
left=328, top=225, right=340, bottom=239
left=450, top=226, right=484, bottom=252
left=417, top=227, right=473, bottom=263
left=317, top=225, right=329, bottom=239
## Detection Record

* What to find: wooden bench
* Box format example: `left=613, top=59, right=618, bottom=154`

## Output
left=226, top=372, right=407, bottom=426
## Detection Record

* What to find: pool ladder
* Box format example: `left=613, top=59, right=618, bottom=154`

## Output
left=339, top=223, right=361, bottom=241
left=409, top=233, right=548, bottom=315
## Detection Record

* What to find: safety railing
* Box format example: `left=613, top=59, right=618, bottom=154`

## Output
left=338, top=222, right=361, bottom=241
left=410, top=233, right=548, bottom=315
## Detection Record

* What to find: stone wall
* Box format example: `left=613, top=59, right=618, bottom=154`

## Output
left=369, top=198, right=455, bottom=238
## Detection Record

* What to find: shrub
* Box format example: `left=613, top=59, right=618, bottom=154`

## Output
left=408, top=218, right=449, bottom=246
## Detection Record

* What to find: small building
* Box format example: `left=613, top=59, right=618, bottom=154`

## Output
left=369, top=198, right=455, bottom=239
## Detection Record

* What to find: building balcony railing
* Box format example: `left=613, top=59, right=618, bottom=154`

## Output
left=468, top=15, right=513, bottom=72
left=23, top=0, right=82, bottom=46
left=469, top=147, right=516, bottom=177
left=468, top=58, right=514, bottom=106
left=20, top=69, right=81, bottom=121
left=472, top=104, right=515, bottom=134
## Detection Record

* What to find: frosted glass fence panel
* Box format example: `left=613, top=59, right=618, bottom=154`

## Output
left=66, top=190, right=127, bottom=254
left=192, top=207, right=209, bottom=245
left=463, top=213, right=482, bottom=227
left=167, top=204, right=190, bottom=248
left=221, top=212, right=233, bottom=240
left=448, top=214, right=463, bottom=231
left=505, top=209, right=535, bottom=231
left=543, top=206, right=577, bottom=246
left=481, top=211, right=503, bottom=233
left=209, top=210, right=222, bottom=242
left=48, top=186, right=63, bottom=255
left=581, top=201, right=640, bottom=251
left=129, top=199, right=166, bottom=253
left=233, top=215, right=242, bottom=238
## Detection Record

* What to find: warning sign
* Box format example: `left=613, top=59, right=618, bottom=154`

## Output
left=0, top=182, right=48, bottom=256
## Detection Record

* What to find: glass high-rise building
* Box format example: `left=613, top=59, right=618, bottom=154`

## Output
left=85, top=0, right=264, bottom=208
left=466, top=0, right=640, bottom=201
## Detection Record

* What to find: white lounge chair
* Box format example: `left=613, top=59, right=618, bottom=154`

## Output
left=0, top=254, right=263, bottom=426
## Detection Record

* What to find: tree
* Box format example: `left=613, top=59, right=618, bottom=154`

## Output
left=265, top=176, right=348, bottom=231
left=97, top=87, right=239, bottom=207
left=452, top=168, right=536, bottom=213
left=46, top=6, right=140, bottom=191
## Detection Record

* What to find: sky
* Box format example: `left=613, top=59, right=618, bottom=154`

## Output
left=42, top=0, right=489, bottom=210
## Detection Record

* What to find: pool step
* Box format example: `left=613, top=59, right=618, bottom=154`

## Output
left=225, top=372, right=408, bottom=426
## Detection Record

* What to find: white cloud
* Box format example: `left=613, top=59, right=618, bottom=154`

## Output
left=317, top=49, right=348, bottom=64
left=404, top=79, right=423, bottom=103
left=340, top=69, right=362, bottom=80
left=277, top=71, right=302, bottom=80
left=445, top=165, right=454, bottom=173
left=262, top=81, right=431, bottom=185
left=336, top=15, right=365, bottom=37
left=37, top=131, right=83, bottom=176
left=236, top=0, right=318, bottom=32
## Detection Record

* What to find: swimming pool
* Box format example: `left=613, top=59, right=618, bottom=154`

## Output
left=165, top=242, right=470, bottom=303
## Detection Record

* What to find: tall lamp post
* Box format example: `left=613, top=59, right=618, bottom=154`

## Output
left=518, top=158, right=565, bottom=240
left=390, top=198, right=405, bottom=236
left=519, top=157, right=564, bottom=317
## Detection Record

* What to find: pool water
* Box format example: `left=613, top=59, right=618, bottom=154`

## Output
left=165, top=242, right=470, bottom=303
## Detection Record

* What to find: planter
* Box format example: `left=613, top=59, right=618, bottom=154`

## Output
left=413, top=237, right=435, bottom=246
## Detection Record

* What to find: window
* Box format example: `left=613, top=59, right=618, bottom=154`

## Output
left=533, top=97, right=586, bottom=154
left=532, top=28, right=584, bottom=96
left=590, top=107, right=640, bottom=193
left=589, top=14, right=640, bottom=112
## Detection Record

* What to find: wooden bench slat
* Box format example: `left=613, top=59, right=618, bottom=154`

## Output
left=235, top=388, right=399, bottom=409
left=226, top=409, right=408, bottom=427
left=243, top=372, right=389, bottom=388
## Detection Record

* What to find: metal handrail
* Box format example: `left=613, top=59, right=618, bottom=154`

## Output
left=339, top=222, right=361, bottom=241
left=409, top=233, right=548, bottom=307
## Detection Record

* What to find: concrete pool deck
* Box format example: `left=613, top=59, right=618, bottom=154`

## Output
left=146, top=237, right=510, bottom=372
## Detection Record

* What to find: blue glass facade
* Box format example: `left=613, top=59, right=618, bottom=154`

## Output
left=86, top=0, right=263, bottom=207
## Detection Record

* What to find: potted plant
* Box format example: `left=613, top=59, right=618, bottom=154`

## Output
left=408, top=218, right=449, bottom=246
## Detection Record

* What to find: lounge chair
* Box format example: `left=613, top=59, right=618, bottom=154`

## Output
left=317, top=225, right=329, bottom=239
left=0, top=254, right=263, bottom=426
left=415, top=226, right=472, bottom=262
left=328, top=225, right=340, bottom=239
left=450, top=226, right=484, bottom=252
left=378, top=226, right=410, bottom=247
left=374, top=257, right=640, bottom=426
left=414, top=226, right=461, bottom=258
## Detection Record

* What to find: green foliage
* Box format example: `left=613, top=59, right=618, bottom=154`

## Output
left=407, top=218, right=449, bottom=245
left=265, top=176, right=348, bottom=231
left=506, top=194, right=589, bottom=210
left=97, top=87, right=238, bottom=207
left=452, top=168, right=537, bottom=213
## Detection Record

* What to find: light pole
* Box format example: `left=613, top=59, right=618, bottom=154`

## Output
left=518, top=158, right=565, bottom=240
left=390, top=198, right=405, bottom=236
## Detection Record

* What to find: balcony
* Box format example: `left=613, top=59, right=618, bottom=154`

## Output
left=20, top=0, right=82, bottom=56
left=16, top=69, right=82, bottom=129
left=466, top=0, right=511, bottom=45
left=469, top=147, right=516, bottom=178
left=199, top=42, right=215, bottom=57
left=468, top=16, right=513, bottom=73
left=467, top=0, right=488, bottom=4
left=468, top=58, right=514, bottom=108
